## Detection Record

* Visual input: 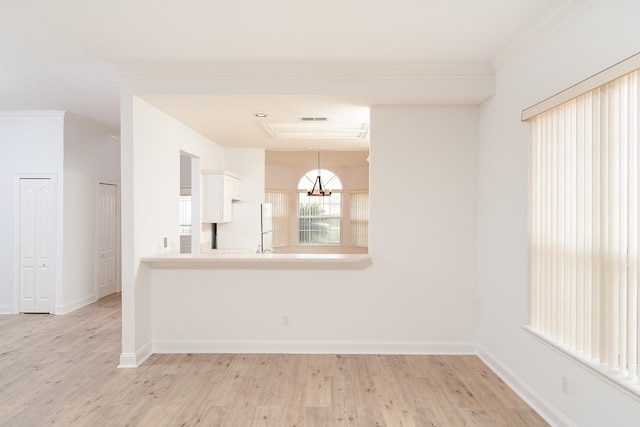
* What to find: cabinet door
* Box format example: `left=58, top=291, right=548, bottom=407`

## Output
left=202, top=173, right=239, bottom=223
left=230, top=176, right=243, bottom=200
left=202, top=174, right=225, bottom=223
left=221, top=175, right=233, bottom=221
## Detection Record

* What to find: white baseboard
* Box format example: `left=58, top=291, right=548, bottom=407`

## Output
left=152, top=339, right=477, bottom=355
left=477, top=346, right=575, bottom=427
left=0, top=305, right=14, bottom=315
left=118, top=340, right=152, bottom=368
left=55, top=295, right=96, bottom=315
left=118, top=353, right=138, bottom=368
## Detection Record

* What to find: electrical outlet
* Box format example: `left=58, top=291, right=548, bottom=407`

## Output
left=282, top=315, right=290, bottom=326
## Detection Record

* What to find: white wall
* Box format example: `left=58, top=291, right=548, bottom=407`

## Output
left=0, top=112, right=120, bottom=315
left=370, top=105, right=479, bottom=332
left=120, top=96, right=247, bottom=365
left=265, top=162, right=369, bottom=191
left=62, top=117, right=120, bottom=312
left=264, top=164, right=291, bottom=190
left=477, top=0, right=640, bottom=425
left=226, top=148, right=265, bottom=202
left=0, top=112, right=64, bottom=314
left=131, top=97, right=227, bottom=257
left=148, top=105, right=480, bottom=354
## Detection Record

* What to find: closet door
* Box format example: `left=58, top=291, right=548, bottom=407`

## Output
left=96, top=183, right=117, bottom=299
left=20, top=178, right=54, bottom=313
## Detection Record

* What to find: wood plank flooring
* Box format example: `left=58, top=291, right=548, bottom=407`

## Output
left=0, top=294, right=548, bottom=426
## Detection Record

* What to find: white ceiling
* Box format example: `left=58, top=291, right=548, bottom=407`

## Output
left=141, top=94, right=373, bottom=152
left=1, top=0, right=576, bottom=151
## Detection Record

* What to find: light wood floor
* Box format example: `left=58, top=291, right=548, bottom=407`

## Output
left=0, top=294, right=548, bottom=426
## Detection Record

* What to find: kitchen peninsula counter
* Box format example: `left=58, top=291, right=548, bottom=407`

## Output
left=141, top=252, right=372, bottom=270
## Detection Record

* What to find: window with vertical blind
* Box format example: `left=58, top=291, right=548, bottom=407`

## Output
left=526, top=66, right=640, bottom=396
left=298, top=169, right=342, bottom=245
left=350, top=191, right=369, bottom=247
left=179, top=195, right=191, bottom=236
left=265, top=190, right=290, bottom=247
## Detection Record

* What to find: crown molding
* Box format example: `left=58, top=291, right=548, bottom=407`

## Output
left=116, top=60, right=495, bottom=78
left=0, top=110, right=66, bottom=119
left=0, top=110, right=119, bottom=139
left=492, top=0, right=588, bottom=73
left=64, top=112, right=120, bottom=139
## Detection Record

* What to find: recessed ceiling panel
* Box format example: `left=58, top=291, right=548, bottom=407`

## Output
left=262, top=122, right=369, bottom=139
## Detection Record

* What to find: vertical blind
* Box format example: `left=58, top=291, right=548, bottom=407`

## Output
left=529, top=69, right=640, bottom=388
left=297, top=191, right=342, bottom=245
left=265, top=190, right=290, bottom=247
left=350, top=191, right=369, bottom=248
left=179, top=195, right=192, bottom=236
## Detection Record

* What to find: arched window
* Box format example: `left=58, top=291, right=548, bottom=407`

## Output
left=298, top=169, right=342, bottom=245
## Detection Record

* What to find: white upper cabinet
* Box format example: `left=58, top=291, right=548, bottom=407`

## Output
left=202, top=171, right=243, bottom=223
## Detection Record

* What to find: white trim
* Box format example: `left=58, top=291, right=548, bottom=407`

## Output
left=0, top=111, right=65, bottom=120
left=118, top=353, right=138, bottom=368
left=522, top=51, right=640, bottom=120
left=152, top=339, right=476, bottom=355
left=523, top=325, right=640, bottom=403
left=493, top=0, right=587, bottom=73
left=189, top=156, right=201, bottom=255
left=64, top=113, right=120, bottom=140
left=55, top=295, right=95, bottom=315
left=478, top=346, right=576, bottom=427
left=0, top=305, right=14, bottom=315
left=0, top=111, right=119, bottom=138
left=116, top=60, right=495, bottom=77
left=118, top=340, right=152, bottom=368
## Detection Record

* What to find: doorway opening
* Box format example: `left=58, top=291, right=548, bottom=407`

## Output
left=180, top=152, right=201, bottom=254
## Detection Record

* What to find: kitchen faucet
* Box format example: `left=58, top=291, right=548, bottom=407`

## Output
left=256, top=244, right=273, bottom=254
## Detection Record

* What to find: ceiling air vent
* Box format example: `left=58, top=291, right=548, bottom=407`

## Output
left=300, top=117, right=328, bottom=121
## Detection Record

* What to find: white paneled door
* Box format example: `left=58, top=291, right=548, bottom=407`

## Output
left=20, top=178, right=54, bottom=313
left=96, top=183, right=117, bottom=299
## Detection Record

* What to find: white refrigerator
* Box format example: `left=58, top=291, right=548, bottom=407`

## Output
left=217, top=203, right=273, bottom=252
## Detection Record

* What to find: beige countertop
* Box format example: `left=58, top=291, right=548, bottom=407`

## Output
left=141, top=252, right=372, bottom=270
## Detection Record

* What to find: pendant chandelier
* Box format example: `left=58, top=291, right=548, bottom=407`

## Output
left=307, top=151, right=332, bottom=197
